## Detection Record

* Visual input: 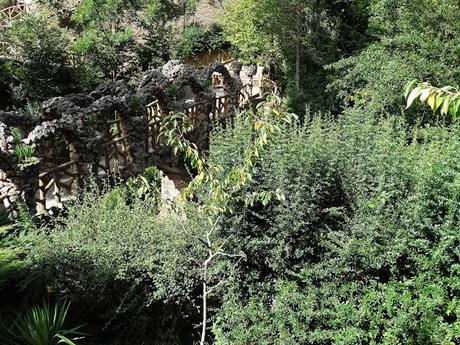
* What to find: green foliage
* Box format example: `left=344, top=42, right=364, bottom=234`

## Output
left=405, top=80, right=460, bottom=121
left=209, top=109, right=460, bottom=344
left=70, top=0, right=140, bottom=82
left=24, top=103, right=41, bottom=120
left=207, top=111, right=343, bottom=276
left=124, top=166, right=162, bottom=202
left=160, top=97, right=296, bottom=209
left=221, top=0, right=370, bottom=114
left=0, top=10, right=77, bottom=102
left=2, top=300, right=86, bottom=345
left=171, top=23, right=229, bottom=59
left=328, top=0, right=460, bottom=119
left=136, top=0, right=176, bottom=69
left=221, top=0, right=282, bottom=64
left=169, top=83, right=178, bottom=98
left=128, top=94, right=143, bottom=112
left=0, top=204, right=35, bottom=292
left=27, top=186, right=205, bottom=343
left=0, top=223, right=27, bottom=291
left=83, top=115, right=96, bottom=127
left=159, top=97, right=297, bottom=343
left=14, top=144, right=35, bottom=163
left=10, top=128, right=23, bottom=143
left=142, top=165, right=162, bottom=183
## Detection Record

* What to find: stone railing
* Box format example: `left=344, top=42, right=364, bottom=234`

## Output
left=145, top=100, right=164, bottom=152
left=37, top=160, right=79, bottom=213
left=32, top=89, right=252, bottom=213
left=100, top=136, right=129, bottom=174
left=213, top=95, right=230, bottom=120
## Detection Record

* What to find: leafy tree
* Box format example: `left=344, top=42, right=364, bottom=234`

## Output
left=0, top=10, right=77, bottom=102
left=171, top=23, right=229, bottom=59
left=71, top=0, right=140, bottom=82
left=136, top=0, right=176, bottom=69
left=221, top=0, right=369, bottom=114
left=222, top=0, right=331, bottom=93
left=159, top=96, right=295, bottom=344
left=328, top=0, right=460, bottom=119
left=176, top=0, right=199, bottom=29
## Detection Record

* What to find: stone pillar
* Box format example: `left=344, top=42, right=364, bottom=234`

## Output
left=118, top=111, right=149, bottom=175
left=14, top=161, right=40, bottom=211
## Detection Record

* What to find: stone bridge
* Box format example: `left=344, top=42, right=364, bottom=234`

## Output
left=0, top=60, right=265, bottom=214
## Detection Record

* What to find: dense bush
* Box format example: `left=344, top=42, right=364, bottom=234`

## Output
left=206, top=114, right=345, bottom=278
left=171, top=23, right=229, bottom=59
left=0, top=10, right=78, bottom=103
left=207, top=110, right=460, bottom=344
left=328, top=0, right=460, bottom=121
left=27, top=185, right=206, bottom=344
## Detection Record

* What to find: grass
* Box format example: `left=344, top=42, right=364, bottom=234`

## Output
left=14, top=144, right=35, bottom=163
left=0, top=210, right=29, bottom=291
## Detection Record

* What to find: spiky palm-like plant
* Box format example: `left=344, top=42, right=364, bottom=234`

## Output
left=3, top=300, right=86, bottom=345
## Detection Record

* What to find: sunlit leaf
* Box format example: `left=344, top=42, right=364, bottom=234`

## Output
left=406, top=87, right=423, bottom=109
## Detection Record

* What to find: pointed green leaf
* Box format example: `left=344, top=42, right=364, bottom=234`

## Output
left=404, top=79, right=418, bottom=99
left=433, top=95, right=444, bottom=113
left=441, top=96, right=452, bottom=115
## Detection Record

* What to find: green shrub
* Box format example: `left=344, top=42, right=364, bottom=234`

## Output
left=128, top=94, right=142, bottom=113
left=124, top=166, right=162, bottom=203
left=209, top=109, right=460, bottom=344
left=207, top=113, right=345, bottom=278
left=142, top=166, right=162, bottom=184
left=0, top=204, right=35, bottom=292
left=172, top=23, right=229, bottom=59
left=27, top=186, right=205, bottom=344
left=0, top=240, right=26, bottom=291
left=24, top=103, right=41, bottom=119
left=1, top=10, right=78, bottom=102
left=83, top=115, right=96, bottom=127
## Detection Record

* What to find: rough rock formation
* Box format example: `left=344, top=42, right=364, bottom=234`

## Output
left=0, top=61, right=249, bottom=214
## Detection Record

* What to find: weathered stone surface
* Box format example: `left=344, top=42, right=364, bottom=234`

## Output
left=0, top=60, right=251, bottom=214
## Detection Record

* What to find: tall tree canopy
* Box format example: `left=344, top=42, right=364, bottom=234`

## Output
left=328, top=0, right=460, bottom=120
left=221, top=0, right=370, bottom=113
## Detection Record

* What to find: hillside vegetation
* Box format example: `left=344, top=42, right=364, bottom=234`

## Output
left=1, top=0, right=460, bottom=344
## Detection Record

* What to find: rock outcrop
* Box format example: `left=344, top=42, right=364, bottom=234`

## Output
left=0, top=61, right=251, bottom=214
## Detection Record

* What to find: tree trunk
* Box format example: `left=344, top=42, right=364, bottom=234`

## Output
left=295, top=0, right=301, bottom=93
left=200, top=253, right=212, bottom=345
left=200, top=282, right=207, bottom=345
left=295, top=36, right=300, bottom=93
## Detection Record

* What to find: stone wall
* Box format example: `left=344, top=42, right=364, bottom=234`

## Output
left=0, top=60, right=256, bottom=215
